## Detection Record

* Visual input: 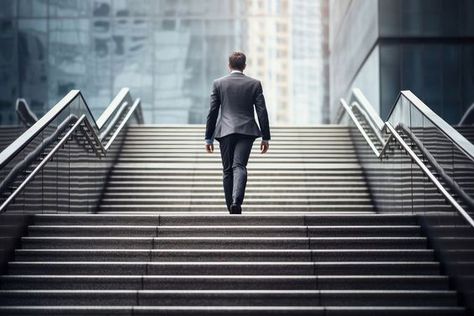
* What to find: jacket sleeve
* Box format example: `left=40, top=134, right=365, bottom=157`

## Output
left=205, top=80, right=220, bottom=141
left=254, top=81, right=271, bottom=141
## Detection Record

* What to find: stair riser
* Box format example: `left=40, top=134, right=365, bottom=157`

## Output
left=0, top=276, right=449, bottom=290
left=0, top=292, right=457, bottom=307
left=0, top=307, right=466, bottom=316
left=116, top=153, right=359, bottom=157
left=118, top=150, right=358, bottom=155
left=20, top=238, right=428, bottom=250
left=110, top=170, right=366, bottom=175
left=106, top=176, right=368, bottom=182
left=105, top=182, right=371, bottom=188
left=103, top=189, right=371, bottom=194
left=26, top=227, right=422, bottom=237
left=114, top=159, right=361, bottom=163
left=32, top=215, right=418, bottom=226
left=14, top=250, right=434, bottom=262
left=7, top=263, right=440, bottom=276
left=104, top=188, right=371, bottom=194
left=443, top=251, right=474, bottom=260
left=97, top=206, right=375, bottom=212
left=100, top=199, right=373, bottom=206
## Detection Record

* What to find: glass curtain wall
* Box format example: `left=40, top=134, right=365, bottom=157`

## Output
left=0, top=0, right=329, bottom=126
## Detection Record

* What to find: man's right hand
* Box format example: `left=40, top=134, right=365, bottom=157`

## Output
left=206, top=144, right=214, bottom=153
left=260, top=141, right=269, bottom=154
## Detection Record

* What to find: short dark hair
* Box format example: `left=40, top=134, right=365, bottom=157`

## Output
left=229, top=52, right=246, bottom=71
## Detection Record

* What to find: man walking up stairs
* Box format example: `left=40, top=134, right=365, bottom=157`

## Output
left=205, top=52, right=271, bottom=215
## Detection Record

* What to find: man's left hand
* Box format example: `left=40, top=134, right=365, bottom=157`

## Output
left=206, top=144, right=214, bottom=153
left=260, top=141, right=269, bottom=154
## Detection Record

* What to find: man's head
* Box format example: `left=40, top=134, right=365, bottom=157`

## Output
left=229, top=52, right=246, bottom=72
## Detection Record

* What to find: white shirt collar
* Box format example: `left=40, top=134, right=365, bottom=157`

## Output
left=230, top=70, right=243, bottom=74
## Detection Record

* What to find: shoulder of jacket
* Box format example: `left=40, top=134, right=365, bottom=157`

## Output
left=214, top=74, right=231, bottom=83
left=242, top=74, right=260, bottom=83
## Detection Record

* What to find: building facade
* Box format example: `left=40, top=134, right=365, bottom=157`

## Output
left=329, top=0, right=474, bottom=124
left=0, top=0, right=329, bottom=125
left=245, top=0, right=329, bottom=124
left=0, top=0, right=247, bottom=125
left=290, top=0, right=329, bottom=124
left=245, top=0, right=291, bottom=124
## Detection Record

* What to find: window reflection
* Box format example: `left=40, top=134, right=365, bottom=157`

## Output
left=1, top=0, right=328, bottom=124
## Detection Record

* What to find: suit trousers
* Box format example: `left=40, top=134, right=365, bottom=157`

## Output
left=217, top=133, right=256, bottom=209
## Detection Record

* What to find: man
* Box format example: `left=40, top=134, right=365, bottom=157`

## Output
left=205, top=52, right=271, bottom=215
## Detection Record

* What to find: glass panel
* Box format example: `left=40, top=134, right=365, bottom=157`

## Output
left=49, top=0, right=90, bottom=18
left=112, top=17, right=152, bottom=116
left=92, top=0, right=112, bottom=17
left=0, top=87, right=139, bottom=214
left=0, top=0, right=16, bottom=18
left=379, top=0, right=474, bottom=37
left=19, top=0, right=48, bottom=18
left=18, top=19, right=48, bottom=117
left=114, top=0, right=154, bottom=17
left=0, top=18, right=19, bottom=128
left=48, top=19, right=89, bottom=107
left=344, top=87, right=474, bottom=314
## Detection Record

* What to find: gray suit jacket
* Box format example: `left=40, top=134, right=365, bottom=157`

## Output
left=205, top=72, right=271, bottom=142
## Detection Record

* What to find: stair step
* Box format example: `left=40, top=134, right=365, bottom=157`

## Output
left=7, top=262, right=441, bottom=275
left=20, top=237, right=428, bottom=250
left=111, top=162, right=364, bottom=169
left=106, top=176, right=368, bottom=182
left=114, top=158, right=361, bottom=163
left=0, top=306, right=465, bottom=316
left=27, top=225, right=422, bottom=237
left=117, top=153, right=359, bottom=157
left=14, top=249, right=435, bottom=262
left=110, top=170, right=365, bottom=176
left=0, top=275, right=449, bottom=290
left=99, top=198, right=373, bottom=206
left=97, top=205, right=375, bottom=212
left=104, top=181, right=371, bottom=187
left=104, top=187, right=370, bottom=193
left=0, top=290, right=457, bottom=306
left=32, top=214, right=418, bottom=226
left=118, top=149, right=358, bottom=154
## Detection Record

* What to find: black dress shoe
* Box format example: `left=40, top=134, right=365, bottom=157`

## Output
left=230, top=204, right=242, bottom=214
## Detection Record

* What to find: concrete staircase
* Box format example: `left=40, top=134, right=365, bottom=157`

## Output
left=100, top=125, right=374, bottom=213
left=0, top=125, right=466, bottom=315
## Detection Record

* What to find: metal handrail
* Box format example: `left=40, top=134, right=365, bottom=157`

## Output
left=104, top=99, right=141, bottom=151
left=384, top=122, right=474, bottom=228
left=350, top=101, right=385, bottom=145
left=0, top=97, right=142, bottom=213
left=0, top=115, right=78, bottom=193
left=399, top=123, right=474, bottom=211
left=97, top=88, right=130, bottom=129
left=0, top=88, right=139, bottom=170
left=0, top=115, right=86, bottom=212
left=15, top=98, right=38, bottom=127
left=352, top=88, right=384, bottom=129
left=350, top=89, right=474, bottom=212
left=389, top=91, right=474, bottom=163
left=0, top=90, right=80, bottom=169
left=339, top=94, right=474, bottom=228
left=0, top=89, right=143, bottom=213
left=458, top=102, right=474, bottom=126
left=99, top=101, right=129, bottom=141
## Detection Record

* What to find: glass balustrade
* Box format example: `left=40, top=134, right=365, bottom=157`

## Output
left=0, top=88, right=142, bottom=273
left=339, top=89, right=474, bottom=313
